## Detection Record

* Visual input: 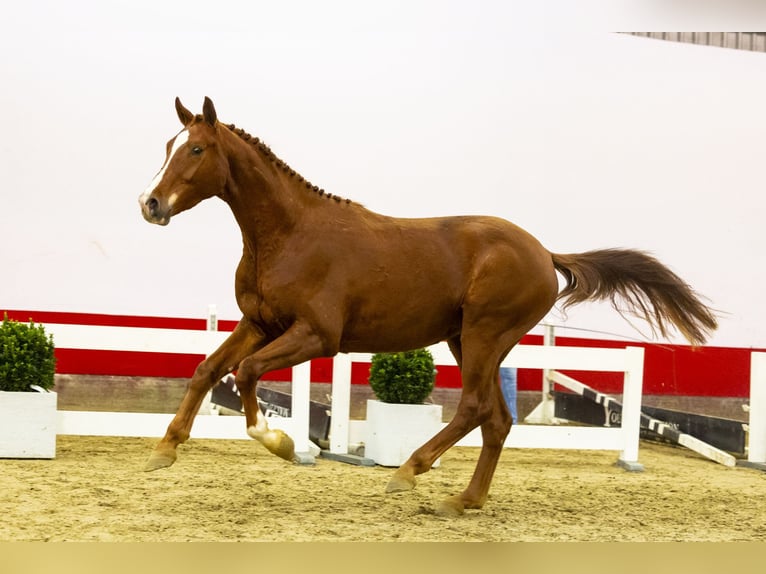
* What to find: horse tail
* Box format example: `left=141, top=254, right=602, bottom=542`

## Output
left=551, top=249, right=718, bottom=346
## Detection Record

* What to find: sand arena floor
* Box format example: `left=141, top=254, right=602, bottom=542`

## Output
left=1, top=434, right=765, bottom=542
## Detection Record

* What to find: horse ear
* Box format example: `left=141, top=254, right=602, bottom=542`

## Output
left=175, top=97, right=194, bottom=126
left=202, top=97, right=217, bottom=127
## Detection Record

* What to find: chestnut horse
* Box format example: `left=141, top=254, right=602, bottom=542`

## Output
left=139, top=97, right=717, bottom=516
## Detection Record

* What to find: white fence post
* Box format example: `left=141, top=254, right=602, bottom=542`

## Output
left=206, top=304, right=218, bottom=332
left=617, top=346, right=644, bottom=470
left=291, top=361, right=312, bottom=461
left=200, top=304, right=218, bottom=416
left=746, top=352, right=766, bottom=468
left=523, top=324, right=558, bottom=425
left=330, top=353, right=352, bottom=454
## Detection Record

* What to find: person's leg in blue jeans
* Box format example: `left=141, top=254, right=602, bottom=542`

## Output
left=499, top=367, right=518, bottom=423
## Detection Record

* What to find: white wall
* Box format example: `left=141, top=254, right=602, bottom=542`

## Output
left=1, top=1, right=765, bottom=347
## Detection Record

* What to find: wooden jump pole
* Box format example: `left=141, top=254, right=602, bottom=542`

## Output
left=548, top=370, right=736, bottom=467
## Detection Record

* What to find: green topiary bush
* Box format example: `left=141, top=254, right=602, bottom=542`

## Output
left=368, top=348, right=436, bottom=404
left=0, top=315, right=56, bottom=392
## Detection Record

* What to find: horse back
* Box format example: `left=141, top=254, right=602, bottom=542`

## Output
left=330, top=212, right=557, bottom=351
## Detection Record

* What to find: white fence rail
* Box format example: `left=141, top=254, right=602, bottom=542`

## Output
left=334, top=344, right=645, bottom=469
left=46, top=322, right=646, bottom=467
left=46, top=323, right=230, bottom=354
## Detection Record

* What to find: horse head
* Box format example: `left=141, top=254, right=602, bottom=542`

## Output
left=139, top=97, right=227, bottom=225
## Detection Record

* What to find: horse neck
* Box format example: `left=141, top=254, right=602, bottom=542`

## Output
left=220, top=133, right=303, bottom=254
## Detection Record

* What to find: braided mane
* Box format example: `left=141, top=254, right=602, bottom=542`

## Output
left=209, top=116, right=352, bottom=205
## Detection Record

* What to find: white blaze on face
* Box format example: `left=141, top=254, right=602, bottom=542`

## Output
left=139, top=129, right=190, bottom=206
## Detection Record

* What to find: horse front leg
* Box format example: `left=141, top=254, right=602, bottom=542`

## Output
left=144, top=320, right=264, bottom=471
left=233, top=320, right=335, bottom=462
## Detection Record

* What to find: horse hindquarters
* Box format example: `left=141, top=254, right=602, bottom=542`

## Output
left=387, top=236, right=559, bottom=515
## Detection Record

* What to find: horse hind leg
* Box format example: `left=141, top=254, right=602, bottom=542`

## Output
left=436, top=378, right=511, bottom=517
left=387, top=336, right=514, bottom=518
left=385, top=336, right=464, bottom=493
left=433, top=316, right=544, bottom=515
left=431, top=316, right=546, bottom=516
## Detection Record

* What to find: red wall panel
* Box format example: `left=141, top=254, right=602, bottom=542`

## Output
left=2, top=309, right=758, bottom=397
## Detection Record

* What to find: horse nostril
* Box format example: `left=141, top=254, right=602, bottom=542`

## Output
left=145, top=197, right=159, bottom=214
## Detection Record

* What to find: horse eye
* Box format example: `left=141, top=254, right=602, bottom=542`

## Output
left=191, top=146, right=203, bottom=155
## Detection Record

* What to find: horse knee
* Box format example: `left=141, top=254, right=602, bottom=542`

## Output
left=496, top=417, right=512, bottom=444
left=497, top=404, right=513, bottom=434
left=234, top=356, right=259, bottom=391
left=459, top=396, right=511, bottom=445
left=190, top=361, right=219, bottom=390
left=482, top=408, right=513, bottom=449
left=457, top=398, right=494, bottom=427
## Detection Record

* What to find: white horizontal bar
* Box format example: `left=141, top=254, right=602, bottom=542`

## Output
left=353, top=342, right=637, bottom=372
left=312, top=420, right=627, bottom=452
left=58, top=410, right=624, bottom=452
left=503, top=344, right=636, bottom=371
left=347, top=420, right=623, bottom=451
left=57, top=411, right=302, bottom=441
left=44, top=323, right=230, bottom=354
left=45, top=324, right=635, bottom=373
left=459, top=423, right=624, bottom=449
left=57, top=411, right=175, bottom=437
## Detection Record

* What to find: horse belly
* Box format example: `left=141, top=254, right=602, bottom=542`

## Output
left=339, top=273, right=462, bottom=353
left=339, top=312, right=459, bottom=354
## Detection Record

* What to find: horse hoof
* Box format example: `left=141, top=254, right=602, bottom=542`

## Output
left=385, top=474, right=416, bottom=494
left=265, top=431, right=296, bottom=462
left=435, top=496, right=465, bottom=517
left=144, top=450, right=177, bottom=472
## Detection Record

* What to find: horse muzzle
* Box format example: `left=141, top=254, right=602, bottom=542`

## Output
left=139, top=194, right=171, bottom=226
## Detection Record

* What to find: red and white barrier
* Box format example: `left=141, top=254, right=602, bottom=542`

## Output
left=43, top=321, right=645, bottom=468
left=48, top=321, right=315, bottom=453
left=331, top=344, right=645, bottom=470
left=24, top=314, right=764, bottom=472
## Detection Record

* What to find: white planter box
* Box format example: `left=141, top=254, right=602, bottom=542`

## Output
left=0, top=390, right=57, bottom=458
left=364, top=400, right=443, bottom=467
